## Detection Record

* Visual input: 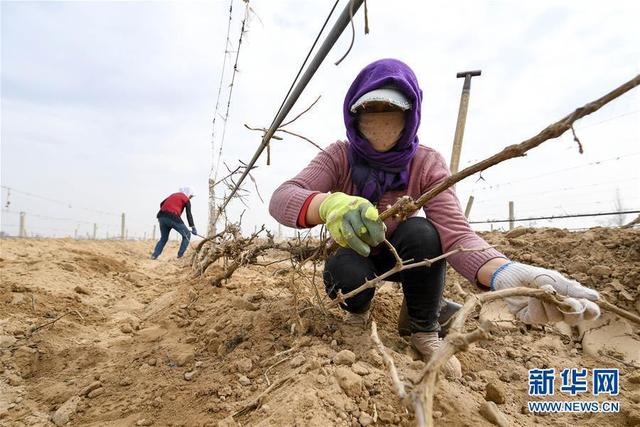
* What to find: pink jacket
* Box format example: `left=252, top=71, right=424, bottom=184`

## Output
left=269, top=141, right=505, bottom=284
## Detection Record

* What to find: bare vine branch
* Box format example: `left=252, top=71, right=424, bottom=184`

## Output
left=371, top=321, right=406, bottom=399
left=331, top=246, right=494, bottom=308
left=280, top=95, right=321, bottom=127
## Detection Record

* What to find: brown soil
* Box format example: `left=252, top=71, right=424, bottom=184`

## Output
left=1, top=227, right=639, bottom=426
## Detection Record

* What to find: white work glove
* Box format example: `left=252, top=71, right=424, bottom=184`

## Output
left=491, top=262, right=600, bottom=325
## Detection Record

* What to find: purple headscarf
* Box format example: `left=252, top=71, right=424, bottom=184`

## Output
left=344, top=58, right=423, bottom=203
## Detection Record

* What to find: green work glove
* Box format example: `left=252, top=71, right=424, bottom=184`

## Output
left=319, top=192, right=385, bottom=257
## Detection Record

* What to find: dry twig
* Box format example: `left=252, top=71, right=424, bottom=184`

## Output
left=622, top=214, right=640, bottom=229
left=452, top=280, right=468, bottom=298
left=370, top=321, right=406, bottom=399
left=263, top=356, right=292, bottom=386
left=0, top=310, right=85, bottom=352
left=600, top=352, right=640, bottom=369
left=276, top=129, right=324, bottom=152
left=280, top=95, right=321, bottom=127
left=597, top=298, right=640, bottom=325
left=371, top=325, right=426, bottom=426
left=30, top=312, right=74, bottom=333
left=233, top=371, right=297, bottom=418
left=245, top=95, right=325, bottom=164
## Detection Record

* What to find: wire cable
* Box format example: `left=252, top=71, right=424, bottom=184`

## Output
left=471, top=152, right=640, bottom=191
left=215, top=0, right=251, bottom=180
left=209, top=0, right=235, bottom=184
left=468, top=209, right=640, bottom=224
left=470, top=176, right=640, bottom=205
left=1, top=185, right=120, bottom=216
left=1, top=208, right=119, bottom=228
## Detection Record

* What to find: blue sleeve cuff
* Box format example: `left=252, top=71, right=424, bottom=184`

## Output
left=489, top=261, right=515, bottom=291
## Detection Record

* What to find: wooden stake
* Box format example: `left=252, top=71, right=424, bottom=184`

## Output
left=19, top=211, right=26, bottom=238
left=120, top=212, right=125, bottom=240
left=464, top=195, right=474, bottom=218
left=450, top=70, right=481, bottom=174
left=509, top=201, right=515, bottom=230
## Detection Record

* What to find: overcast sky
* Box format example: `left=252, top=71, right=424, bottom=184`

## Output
left=1, top=0, right=639, bottom=239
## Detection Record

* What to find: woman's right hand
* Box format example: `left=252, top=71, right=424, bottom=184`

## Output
left=319, top=192, right=385, bottom=257
left=491, top=262, right=600, bottom=325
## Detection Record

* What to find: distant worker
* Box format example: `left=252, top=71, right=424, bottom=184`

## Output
left=151, top=187, right=198, bottom=259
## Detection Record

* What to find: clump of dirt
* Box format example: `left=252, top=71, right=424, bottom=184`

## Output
left=0, top=228, right=639, bottom=426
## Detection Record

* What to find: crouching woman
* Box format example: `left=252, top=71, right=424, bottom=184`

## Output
left=269, top=59, right=600, bottom=377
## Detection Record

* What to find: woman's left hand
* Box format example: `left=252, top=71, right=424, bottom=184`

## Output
left=491, top=262, right=600, bottom=325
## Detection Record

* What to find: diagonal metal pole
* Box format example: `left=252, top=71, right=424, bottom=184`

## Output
left=217, top=0, right=365, bottom=213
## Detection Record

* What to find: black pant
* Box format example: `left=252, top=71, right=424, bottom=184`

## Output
left=323, top=217, right=446, bottom=333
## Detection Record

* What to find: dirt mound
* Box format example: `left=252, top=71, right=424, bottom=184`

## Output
left=1, top=228, right=639, bottom=426
left=479, top=227, right=639, bottom=313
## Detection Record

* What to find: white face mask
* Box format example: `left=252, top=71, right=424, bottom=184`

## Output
left=357, top=111, right=405, bottom=152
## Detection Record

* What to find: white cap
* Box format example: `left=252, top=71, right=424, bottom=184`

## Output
left=180, top=186, right=194, bottom=197
left=350, top=87, right=411, bottom=113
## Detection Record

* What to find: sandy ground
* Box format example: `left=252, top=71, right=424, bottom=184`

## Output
left=0, top=227, right=639, bottom=426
